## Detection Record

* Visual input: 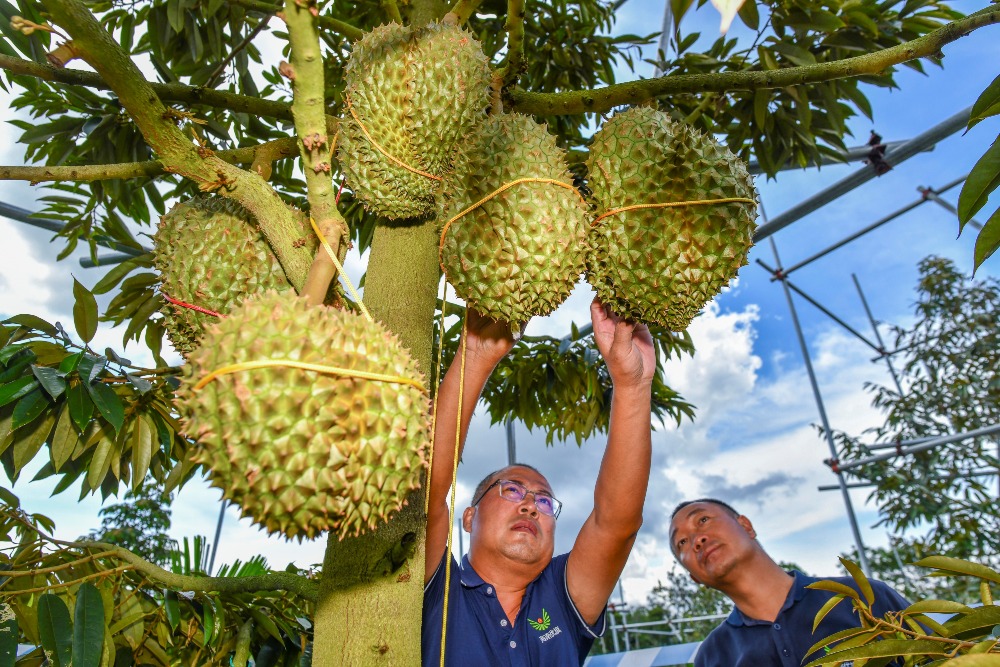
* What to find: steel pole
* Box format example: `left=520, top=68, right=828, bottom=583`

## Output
left=852, top=274, right=904, bottom=396
left=835, top=423, right=1000, bottom=473
left=653, top=0, right=673, bottom=77
left=754, top=106, right=972, bottom=241
left=769, top=237, right=871, bottom=574
left=0, top=200, right=149, bottom=257
left=208, top=500, right=227, bottom=575
left=505, top=417, right=517, bottom=466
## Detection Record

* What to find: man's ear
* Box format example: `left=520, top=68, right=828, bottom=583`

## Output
left=737, top=515, right=756, bottom=539
left=462, top=506, right=475, bottom=533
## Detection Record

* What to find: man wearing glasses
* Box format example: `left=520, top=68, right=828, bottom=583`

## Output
left=422, top=299, right=656, bottom=666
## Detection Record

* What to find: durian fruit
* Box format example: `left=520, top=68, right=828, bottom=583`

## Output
left=439, top=114, right=589, bottom=327
left=339, top=21, right=492, bottom=220
left=177, top=292, right=430, bottom=541
left=153, top=195, right=297, bottom=355
left=586, top=107, right=758, bottom=331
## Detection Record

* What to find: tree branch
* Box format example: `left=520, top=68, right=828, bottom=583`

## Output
left=499, top=0, right=525, bottom=87
left=39, top=0, right=317, bottom=292
left=285, top=0, right=349, bottom=306
left=445, top=0, right=483, bottom=24
left=0, top=54, right=295, bottom=122
left=228, top=0, right=365, bottom=40
left=0, top=137, right=299, bottom=182
left=381, top=0, right=403, bottom=24
left=509, top=6, right=1000, bottom=116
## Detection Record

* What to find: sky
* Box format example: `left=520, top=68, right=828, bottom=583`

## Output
left=1, top=0, right=999, bottom=623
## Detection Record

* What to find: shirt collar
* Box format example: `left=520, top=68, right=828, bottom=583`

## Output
left=725, top=570, right=803, bottom=626
left=459, top=554, right=487, bottom=589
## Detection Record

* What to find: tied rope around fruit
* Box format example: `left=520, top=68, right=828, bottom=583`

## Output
left=344, top=92, right=443, bottom=182
left=309, top=216, right=373, bottom=323
left=191, top=359, right=425, bottom=392
left=438, top=177, right=587, bottom=270
left=160, top=291, right=223, bottom=318
left=592, top=197, right=757, bottom=225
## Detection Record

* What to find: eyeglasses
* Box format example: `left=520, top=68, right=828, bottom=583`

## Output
left=471, top=479, right=562, bottom=519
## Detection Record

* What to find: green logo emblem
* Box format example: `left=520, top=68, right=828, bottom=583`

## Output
left=528, top=609, right=551, bottom=632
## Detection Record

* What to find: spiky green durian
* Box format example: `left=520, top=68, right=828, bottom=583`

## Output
left=177, top=292, right=430, bottom=541
left=339, top=21, right=492, bottom=220
left=153, top=195, right=298, bottom=355
left=586, top=107, right=758, bottom=331
left=439, top=114, right=589, bottom=327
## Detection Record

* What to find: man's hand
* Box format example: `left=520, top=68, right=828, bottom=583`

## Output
left=461, top=307, right=522, bottom=369
left=590, top=298, right=656, bottom=390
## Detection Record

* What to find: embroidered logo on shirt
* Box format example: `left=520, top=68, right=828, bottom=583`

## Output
left=528, top=609, right=551, bottom=632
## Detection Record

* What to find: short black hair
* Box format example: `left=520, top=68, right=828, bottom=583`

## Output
left=471, top=463, right=546, bottom=506
left=670, top=498, right=740, bottom=521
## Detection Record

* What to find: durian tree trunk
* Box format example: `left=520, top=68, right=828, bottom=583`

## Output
left=311, top=219, right=440, bottom=665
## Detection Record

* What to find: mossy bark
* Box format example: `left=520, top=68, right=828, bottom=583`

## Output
left=311, top=219, right=439, bottom=665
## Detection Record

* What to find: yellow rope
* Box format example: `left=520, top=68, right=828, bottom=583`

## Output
left=345, top=93, right=442, bottom=181
left=438, top=177, right=587, bottom=264
left=439, top=314, right=468, bottom=667
left=309, top=217, right=373, bottom=323
left=424, top=277, right=449, bottom=516
left=592, top=197, right=756, bottom=225
left=192, top=359, right=425, bottom=392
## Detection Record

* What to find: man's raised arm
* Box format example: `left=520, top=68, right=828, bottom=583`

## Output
left=424, top=309, right=518, bottom=582
left=566, top=299, right=656, bottom=624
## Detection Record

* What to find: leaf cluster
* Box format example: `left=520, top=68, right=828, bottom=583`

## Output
left=831, top=257, right=1000, bottom=560
left=0, top=299, right=192, bottom=503
left=655, top=0, right=961, bottom=176
left=0, top=491, right=314, bottom=667
left=958, top=73, right=1000, bottom=271
left=806, top=556, right=1000, bottom=666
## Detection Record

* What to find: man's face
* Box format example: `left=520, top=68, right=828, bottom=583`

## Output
left=669, top=501, right=757, bottom=589
left=464, top=466, right=557, bottom=566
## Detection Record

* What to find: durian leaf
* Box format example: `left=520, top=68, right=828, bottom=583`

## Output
left=973, top=206, right=1000, bottom=272
left=3, top=314, right=58, bottom=336
left=37, top=594, right=73, bottom=667
left=914, top=557, right=1000, bottom=585
left=72, top=278, right=99, bottom=345
left=967, top=73, right=1000, bottom=131
left=840, top=557, right=875, bottom=605
left=84, top=381, right=124, bottom=434
left=11, top=412, right=56, bottom=479
left=72, top=583, right=104, bottom=667
left=0, top=612, right=16, bottom=667
left=31, top=365, right=67, bottom=400
left=806, top=580, right=862, bottom=601
left=802, top=639, right=950, bottom=666
left=67, top=383, right=94, bottom=433
left=811, top=593, right=845, bottom=632
left=130, top=414, right=153, bottom=490
left=50, top=406, right=81, bottom=472
left=958, top=135, right=1000, bottom=230
left=942, top=605, right=1000, bottom=637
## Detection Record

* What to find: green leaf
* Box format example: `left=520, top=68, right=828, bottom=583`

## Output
left=67, top=383, right=94, bottom=433
left=73, top=278, right=99, bottom=344
left=58, top=352, right=83, bottom=374
left=164, top=591, right=180, bottom=631
left=3, top=314, right=57, bottom=336
left=91, top=257, right=145, bottom=295
left=0, top=377, right=38, bottom=408
left=73, top=583, right=104, bottom=667
left=0, top=611, right=17, bottom=667
left=37, top=594, right=73, bottom=667
left=839, top=557, right=874, bottom=605
left=77, top=355, right=106, bottom=385
left=806, top=580, right=861, bottom=600
left=968, top=73, right=1000, bottom=130
left=130, top=415, right=153, bottom=489
left=903, top=600, right=973, bottom=615
left=973, top=206, right=1000, bottom=272
left=812, top=593, right=845, bottom=632
left=943, top=605, right=1000, bottom=637
left=202, top=595, right=216, bottom=646
left=84, top=381, right=124, bottom=434
left=12, top=387, right=47, bottom=429
left=942, top=655, right=1000, bottom=666
left=914, top=556, right=1000, bottom=585
left=51, top=406, right=81, bottom=472
left=803, top=639, right=949, bottom=666
left=737, top=0, right=758, bottom=30
left=87, top=435, right=115, bottom=491
left=11, top=414, right=56, bottom=478
left=31, top=365, right=67, bottom=399
left=249, top=607, right=284, bottom=644
left=958, top=136, right=1000, bottom=228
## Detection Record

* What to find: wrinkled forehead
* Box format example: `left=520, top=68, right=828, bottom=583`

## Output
left=669, top=502, right=713, bottom=541
left=498, top=465, right=553, bottom=494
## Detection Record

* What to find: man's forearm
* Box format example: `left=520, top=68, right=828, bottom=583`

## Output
left=591, top=383, right=653, bottom=534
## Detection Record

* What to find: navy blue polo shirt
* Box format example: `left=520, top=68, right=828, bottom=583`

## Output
left=422, top=553, right=606, bottom=666
left=693, top=570, right=910, bottom=667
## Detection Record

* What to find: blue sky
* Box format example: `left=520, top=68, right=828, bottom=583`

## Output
left=1, top=0, right=998, bottom=614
